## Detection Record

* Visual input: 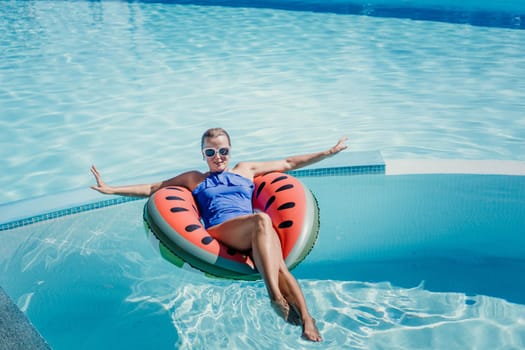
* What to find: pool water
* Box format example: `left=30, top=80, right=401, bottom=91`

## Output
left=1, top=0, right=524, bottom=204
left=2, top=174, right=524, bottom=349
left=1, top=0, right=525, bottom=349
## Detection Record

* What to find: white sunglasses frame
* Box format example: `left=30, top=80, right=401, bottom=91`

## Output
left=202, top=147, right=230, bottom=158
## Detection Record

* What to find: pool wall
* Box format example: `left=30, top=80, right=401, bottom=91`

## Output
left=148, top=0, right=525, bottom=28
left=322, top=0, right=525, bottom=12
left=145, top=0, right=525, bottom=13
left=308, top=172, right=525, bottom=262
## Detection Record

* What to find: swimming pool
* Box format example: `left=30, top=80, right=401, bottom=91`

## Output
left=1, top=0, right=525, bottom=348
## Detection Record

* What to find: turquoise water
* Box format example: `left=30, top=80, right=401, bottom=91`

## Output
left=1, top=0, right=524, bottom=204
left=1, top=1, right=525, bottom=349
left=2, top=174, right=524, bottom=349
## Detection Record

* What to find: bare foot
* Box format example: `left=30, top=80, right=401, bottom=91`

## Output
left=286, top=303, right=301, bottom=326
left=271, top=297, right=290, bottom=321
left=302, top=317, right=322, bottom=342
left=271, top=298, right=320, bottom=340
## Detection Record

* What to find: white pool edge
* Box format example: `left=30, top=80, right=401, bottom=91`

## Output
left=385, top=159, right=525, bottom=176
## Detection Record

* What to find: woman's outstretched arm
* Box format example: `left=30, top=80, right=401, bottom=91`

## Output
left=233, top=136, right=348, bottom=177
left=90, top=165, right=203, bottom=197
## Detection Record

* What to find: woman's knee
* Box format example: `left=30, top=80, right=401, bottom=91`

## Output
left=253, top=212, right=273, bottom=230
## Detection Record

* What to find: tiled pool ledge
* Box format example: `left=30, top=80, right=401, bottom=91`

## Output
left=0, top=196, right=143, bottom=232
left=0, top=151, right=384, bottom=232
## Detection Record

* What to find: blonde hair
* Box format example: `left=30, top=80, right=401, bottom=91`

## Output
left=201, top=128, right=231, bottom=149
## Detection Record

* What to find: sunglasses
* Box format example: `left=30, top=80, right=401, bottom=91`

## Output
left=203, top=147, right=230, bottom=158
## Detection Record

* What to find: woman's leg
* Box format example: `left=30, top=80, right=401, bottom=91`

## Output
left=207, top=213, right=322, bottom=341
left=208, top=213, right=285, bottom=307
left=278, top=267, right=321, bottom=341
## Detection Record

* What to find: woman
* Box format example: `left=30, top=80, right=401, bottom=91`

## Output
left=90, top=128, right=347, bottom=342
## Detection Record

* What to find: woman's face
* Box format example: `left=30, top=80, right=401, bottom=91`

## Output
left=202, top=135, right=231, bottom=172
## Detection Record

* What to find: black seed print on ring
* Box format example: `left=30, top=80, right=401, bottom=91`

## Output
left=201, top=236, right=214, bottom=245
left=276, top=184, right=294, bottom=192
left=277, top=202, right=295, bottom=210
left=170, top=207, right=189, bottom=213
left=256, top=181, right=266, bottom=198
left=166, top=196, right=184, bottom=201
left=227, top=248, right=237, bottom=256
left=185, top=224, right=201, bottom=232
left=265, top=196, right=275, bottom=211
left=271, top=175, right=288, bottom=184
left=278, top=220, right=293, bottom=229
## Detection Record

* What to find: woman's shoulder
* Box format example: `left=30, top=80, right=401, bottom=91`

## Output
left=186, top=170, right=208, bottom=187
left=232, top=160, right=287, bottom=178
left=160, top=170, right=207, bottom=191
left=230, top=162, right=256, bottom=179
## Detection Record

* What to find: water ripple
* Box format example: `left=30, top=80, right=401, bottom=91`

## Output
left=1, top=201, right=524, bottom=349
left=1, top=3, right=524, bottom=204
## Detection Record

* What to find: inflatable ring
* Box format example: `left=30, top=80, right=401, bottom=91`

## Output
left=143, top=172, right=319, bottom=280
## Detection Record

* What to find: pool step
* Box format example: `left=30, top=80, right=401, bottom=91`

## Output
left=0, top=286, right=50, bottom=350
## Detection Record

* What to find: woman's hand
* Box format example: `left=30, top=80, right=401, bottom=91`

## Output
left=90, top=165, right=113, bottom=194
left=328, top=136, right=348, bottom=155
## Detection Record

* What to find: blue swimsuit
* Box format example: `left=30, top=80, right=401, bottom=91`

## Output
left=192, top=171, right=255, bottom=229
